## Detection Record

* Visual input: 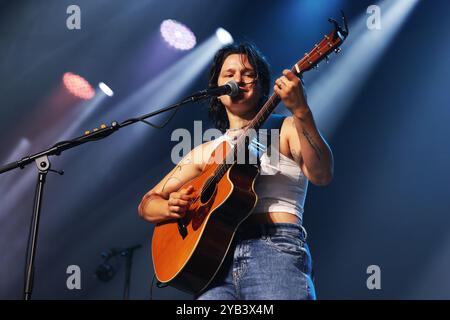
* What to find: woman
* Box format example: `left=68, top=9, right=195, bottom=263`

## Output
left=138, top=43, right=333, bottom=300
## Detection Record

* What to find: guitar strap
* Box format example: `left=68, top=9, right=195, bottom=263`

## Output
left=248, top=113, right=286, bottom=167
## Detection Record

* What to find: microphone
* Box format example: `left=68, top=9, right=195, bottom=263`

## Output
left=193, top=80, right=240, bottom=98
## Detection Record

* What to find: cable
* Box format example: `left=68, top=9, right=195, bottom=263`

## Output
left=126, top=102, right=181, bottom=130
left=150, top=273, right=169, bottom=300
left=150, top=273, right=156, bottom=300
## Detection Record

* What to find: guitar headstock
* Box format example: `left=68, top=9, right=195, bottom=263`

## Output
left=292, top=10, right=349, bottom=75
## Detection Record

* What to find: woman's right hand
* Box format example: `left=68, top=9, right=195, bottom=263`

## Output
left=167, top=186, right=195, bottom=219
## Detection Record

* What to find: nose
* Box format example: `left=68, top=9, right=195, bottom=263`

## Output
left=233, top=73, right=243, bottom=84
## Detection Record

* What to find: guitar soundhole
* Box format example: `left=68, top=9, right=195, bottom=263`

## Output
left=177, top=219, right=188, bottom=239
left=200, top=177, right=217, bottom=204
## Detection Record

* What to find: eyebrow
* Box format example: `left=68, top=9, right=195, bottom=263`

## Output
left=221, top=67, right=255, bottom=73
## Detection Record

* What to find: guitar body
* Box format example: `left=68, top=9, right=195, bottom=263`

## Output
left=151, top=141, right=260, bottom=294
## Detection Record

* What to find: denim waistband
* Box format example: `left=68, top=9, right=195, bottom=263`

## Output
left=237, top=222, right=308, bottom=242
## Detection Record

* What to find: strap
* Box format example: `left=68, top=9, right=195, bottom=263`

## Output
left=248, top=113, right=286, bottom=161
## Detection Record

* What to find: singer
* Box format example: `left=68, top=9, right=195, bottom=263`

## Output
left=138, top=43, right=333, bottom=300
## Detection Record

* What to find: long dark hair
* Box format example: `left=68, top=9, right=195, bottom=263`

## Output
left=208, top=43, right=271, bottom=132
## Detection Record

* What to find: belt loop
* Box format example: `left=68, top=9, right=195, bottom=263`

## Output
left=300, top=225, right=308, bottom=242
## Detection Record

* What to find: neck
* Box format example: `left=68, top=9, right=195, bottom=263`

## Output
left=226, top=109, right=257, bottom=130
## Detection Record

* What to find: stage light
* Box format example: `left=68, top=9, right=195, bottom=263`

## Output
left=105, top=31, right=232, bottom=122
left=215, top=28, right=233, bottom=45
left=160, top=19, right=196, bottom=51
left=63, top=72, right=95, bottom=100
left=99, top=82, right=114, bottom=97
left=96, top=30, right=233, bottom=170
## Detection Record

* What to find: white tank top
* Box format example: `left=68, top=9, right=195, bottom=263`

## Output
left=211, top=129, right=308, bottom=223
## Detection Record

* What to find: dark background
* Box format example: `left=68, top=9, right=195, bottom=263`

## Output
left=0, top=0, right=449, bottom=299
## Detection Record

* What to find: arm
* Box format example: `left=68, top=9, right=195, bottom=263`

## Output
left=138, top=143, right=207, bottom=224
left=289, top=112, right=333, bottom=185
left=274, top=70, right=334, bottom=186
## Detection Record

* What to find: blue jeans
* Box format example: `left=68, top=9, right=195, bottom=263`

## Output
left=195, top=223, right=316, bottom=300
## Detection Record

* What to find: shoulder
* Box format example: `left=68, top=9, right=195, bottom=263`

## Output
left=185, top=138, right=224, bottom=171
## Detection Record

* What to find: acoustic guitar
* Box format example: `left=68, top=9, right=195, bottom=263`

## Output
left=152, top=13, right=349, bottom=294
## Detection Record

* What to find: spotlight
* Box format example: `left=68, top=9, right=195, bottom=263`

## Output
left=299, top=0, right=420, bottom=135
left=99, top=82, right=114, bottom=97
left=160, top=19, right=196, bottom=51
left=62, top=72, right=95, bottom=100
left=215, top=28, right=233, bottom=45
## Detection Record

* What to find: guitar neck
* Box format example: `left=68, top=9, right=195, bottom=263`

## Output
left=247, top=94, right=282, bottom=132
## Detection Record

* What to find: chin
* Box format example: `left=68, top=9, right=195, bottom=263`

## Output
left=227, top=102, right=257, bottom=115
left=232, top=92, right=257, bottom=105
left=231, top=96, right=247, bottom=104
left=223, top=93, right=260, bottom=114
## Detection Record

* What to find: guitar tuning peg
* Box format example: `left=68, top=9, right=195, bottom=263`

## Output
left=325, top=56, right=330, bottom=63
left=334, top=48, right=341, bottom=54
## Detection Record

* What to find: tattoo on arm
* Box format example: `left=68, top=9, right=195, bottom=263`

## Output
left=140, top=158, right=195, bottom=215
left=302, top=129, right=323, bottom=160
left=161, top=177, right=182, bottom=193
left=289, top=146, right=301, bottom=165
left=161, top=158, right=192, bottom=193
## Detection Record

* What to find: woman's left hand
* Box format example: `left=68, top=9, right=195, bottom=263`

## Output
left=274, top=69, right=309, bottom=118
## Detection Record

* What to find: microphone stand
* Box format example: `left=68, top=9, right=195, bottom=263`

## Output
left=121, top=245, right=142, bottom=300
left=0, top=92, right=210, bottom=300
left=95, top=245, right=142, bottom=299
